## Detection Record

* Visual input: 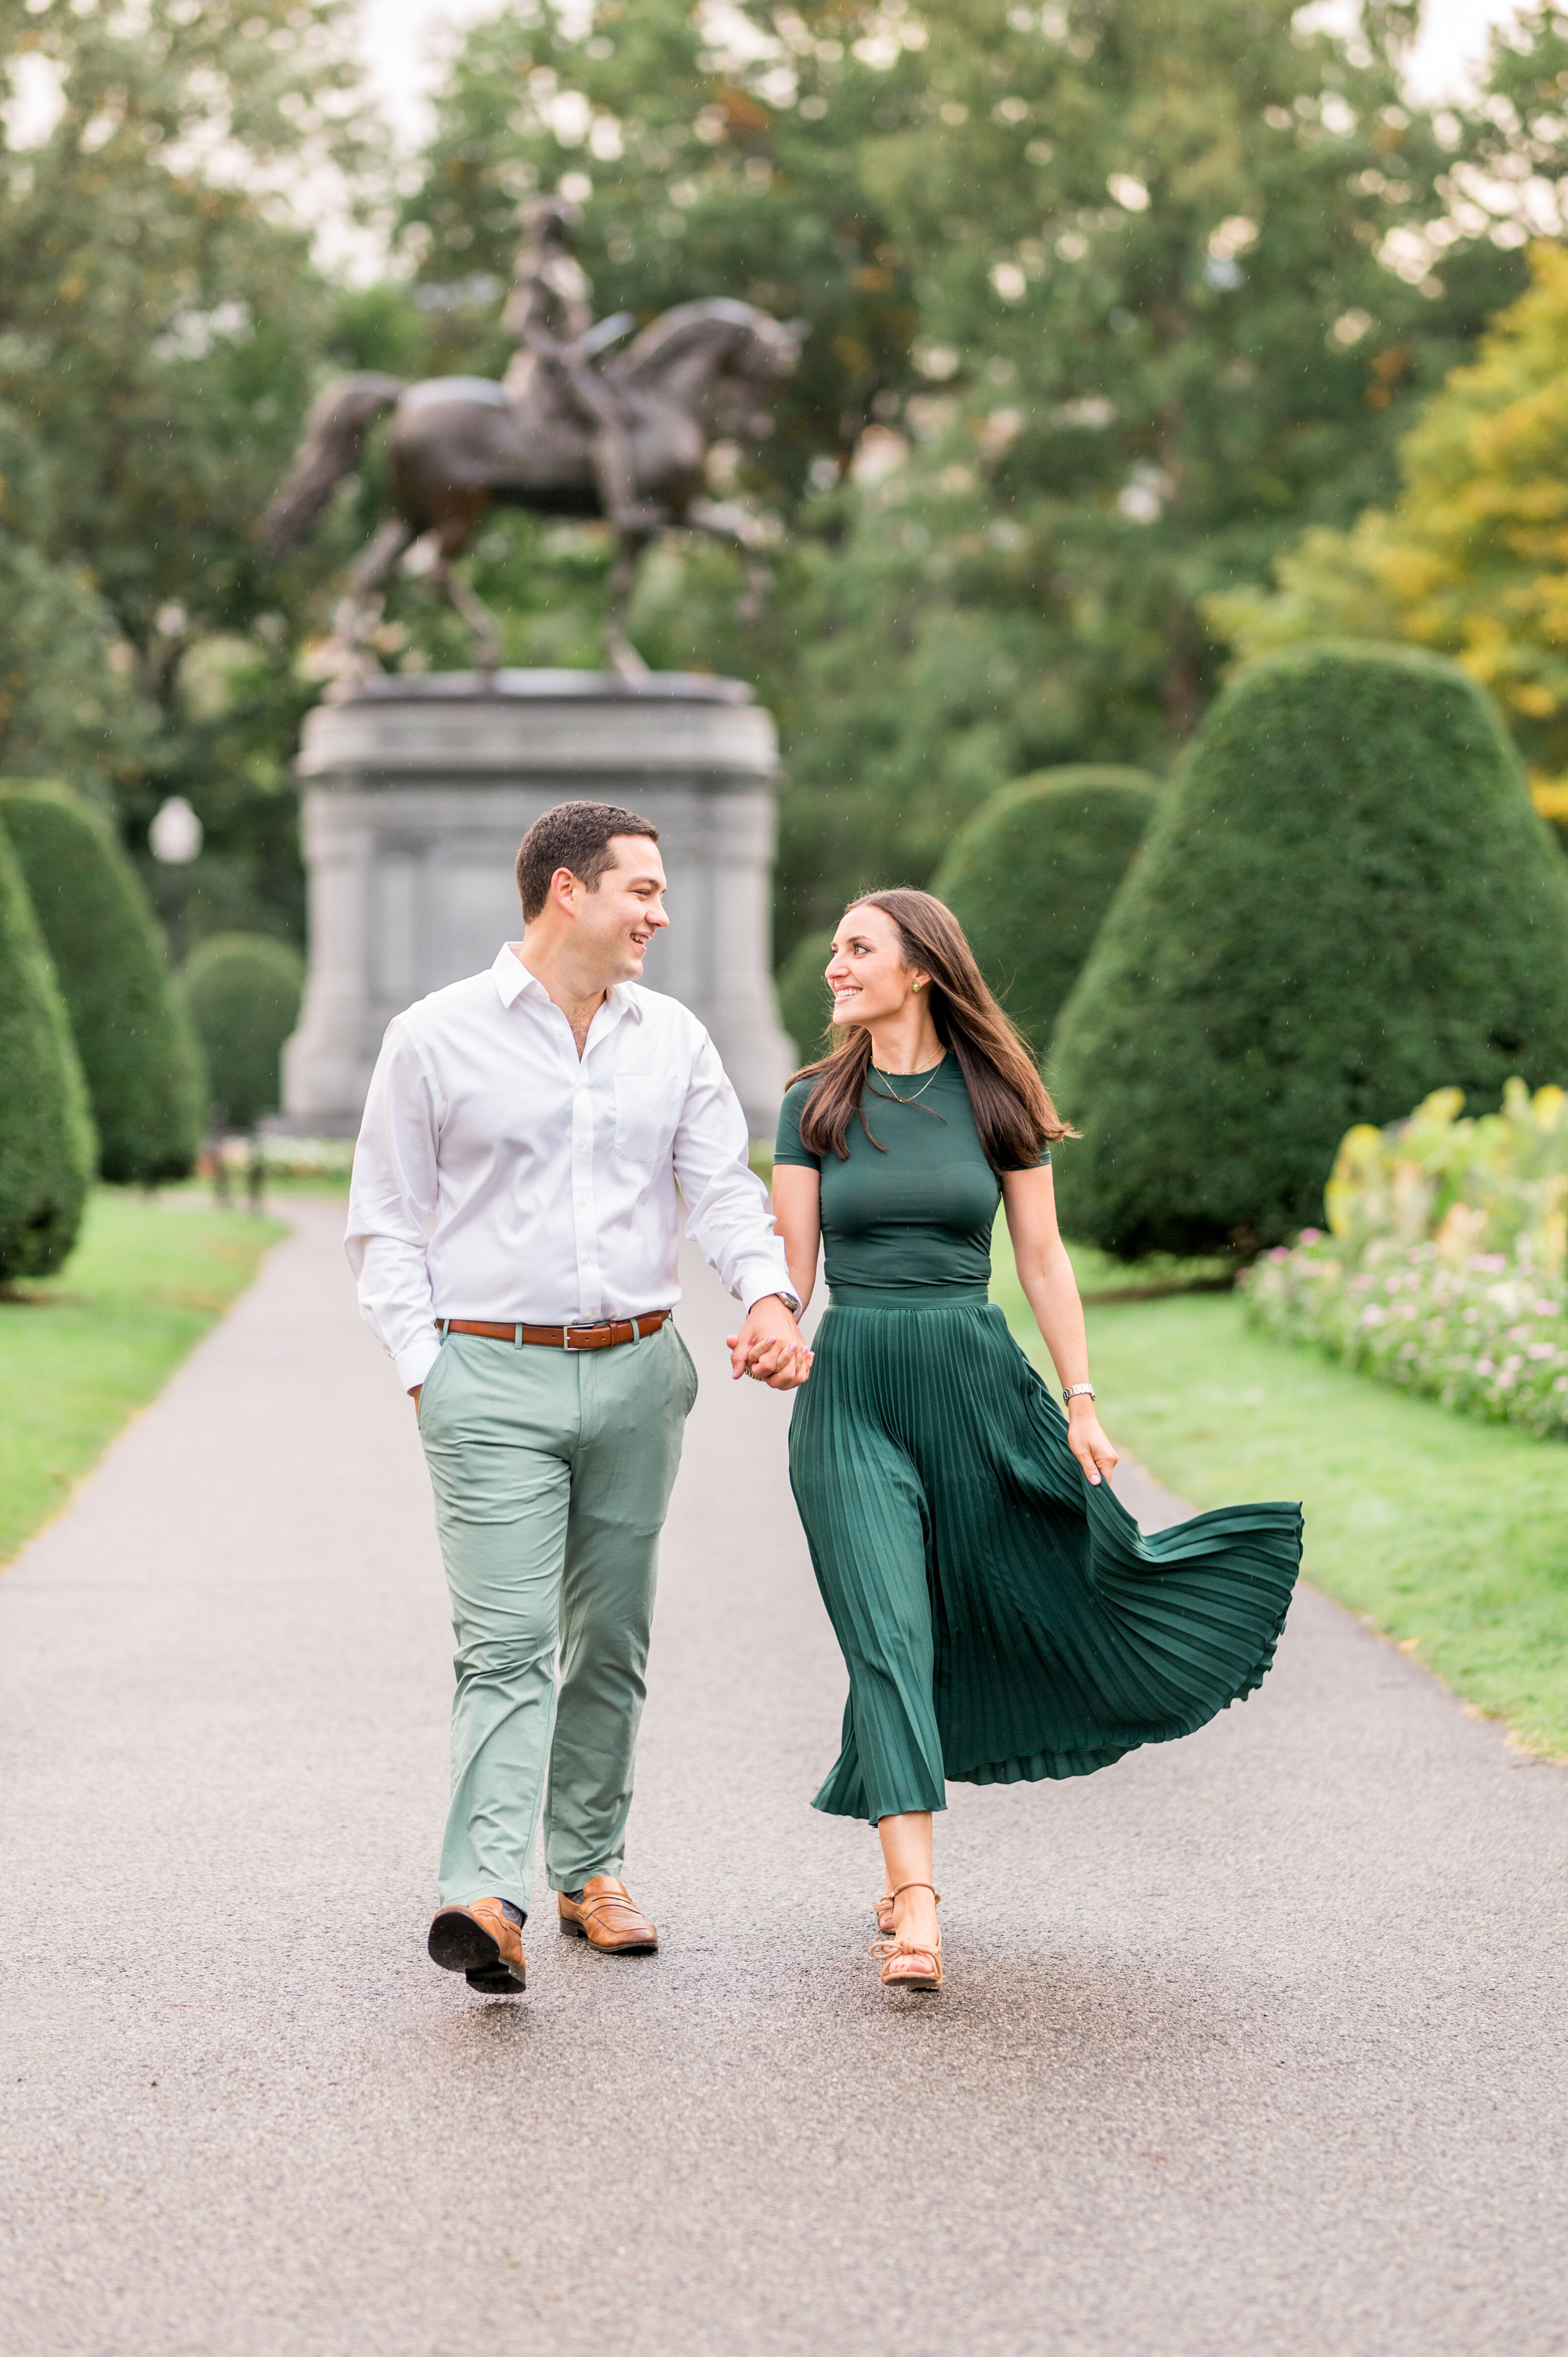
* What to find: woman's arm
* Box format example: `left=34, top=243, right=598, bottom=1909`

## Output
left=769, top=1165, right=823, bottom=1318
left=1000, top=1163, right=1119, bottom=1487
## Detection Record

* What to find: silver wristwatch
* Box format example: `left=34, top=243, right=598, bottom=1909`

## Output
left=1061, top=1383, right=1096, bottom=1406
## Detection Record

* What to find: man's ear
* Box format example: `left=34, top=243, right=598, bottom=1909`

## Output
left=549, top=865, right=580, bottom=914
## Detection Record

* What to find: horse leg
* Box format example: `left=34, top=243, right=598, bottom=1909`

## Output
left=427, top=508, right=503, bottom=677
left=333, top=516, right=416, bottom=669
left=437, top=560, right=504, bottom=677
left=605, top=530, right=651, bottom=680
left=682, top=495, right=776, bottom=622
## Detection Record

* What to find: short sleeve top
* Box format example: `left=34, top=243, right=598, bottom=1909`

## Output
left=774, top=1055, right=1048, bottom=1309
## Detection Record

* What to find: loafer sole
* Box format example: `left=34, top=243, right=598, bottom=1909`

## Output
left=428, top=1907, right=526, bottom=1990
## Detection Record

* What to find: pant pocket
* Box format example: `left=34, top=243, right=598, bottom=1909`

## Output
left=417, top=1335, right=457, bottom=1432
left=670, top=1321, right=700, bottom=1415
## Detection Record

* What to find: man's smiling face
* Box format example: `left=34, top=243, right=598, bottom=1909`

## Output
left=570, top=834, right=671, bottom=982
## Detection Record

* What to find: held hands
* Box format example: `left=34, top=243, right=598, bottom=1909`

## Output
left=727, top=1293, right=813, bottom=1390
left=1067, top=1393, right=1119, bottom=1487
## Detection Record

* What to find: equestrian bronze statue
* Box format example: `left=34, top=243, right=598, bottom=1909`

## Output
left=260, top=198, right=804, bottom=680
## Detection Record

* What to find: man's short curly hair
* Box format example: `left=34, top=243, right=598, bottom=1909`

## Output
left=514, top=800, right=661, bottom=922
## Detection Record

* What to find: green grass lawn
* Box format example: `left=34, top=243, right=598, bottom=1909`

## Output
left=992, top=1244, right=1568, bottom=1760
left=0, top=1191, right=285, bottom=1567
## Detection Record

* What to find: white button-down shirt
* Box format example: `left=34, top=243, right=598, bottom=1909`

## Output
left=345, top=945, right=795, bottom=1390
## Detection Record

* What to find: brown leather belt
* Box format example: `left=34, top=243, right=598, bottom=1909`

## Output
left=436, top=1311, right=671, bottom=1351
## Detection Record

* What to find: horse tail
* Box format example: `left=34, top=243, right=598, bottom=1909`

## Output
left=258, top=373, right=404, bottom=556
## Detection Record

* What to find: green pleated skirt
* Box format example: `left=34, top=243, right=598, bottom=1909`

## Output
left=787, top=1301, right=1302, bottom=1822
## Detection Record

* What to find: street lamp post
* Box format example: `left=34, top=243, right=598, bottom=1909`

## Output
left=147, top=795, right=223, bottom=1199
left=148, top=794, right=203, bottom=964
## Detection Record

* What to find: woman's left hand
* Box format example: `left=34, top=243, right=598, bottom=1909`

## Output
left=1067, top=1399, right=1119, bottom=1487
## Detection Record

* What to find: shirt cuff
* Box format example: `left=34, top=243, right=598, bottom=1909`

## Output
left=740, top=1267, right=801, bottom=1316
left=394, top=1333, right=442, bottom=1391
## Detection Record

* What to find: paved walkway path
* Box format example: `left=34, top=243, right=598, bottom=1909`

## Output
left=2, top=1200, right=1567, bottom=2356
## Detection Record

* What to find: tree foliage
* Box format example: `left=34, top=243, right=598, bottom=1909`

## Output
left=0, top=819, right=94, bottom=1280
left=1208, top=240, right=1568, bottom=818
left=932, top=766, right=1158, bottom=1056
left=0, top=0, right=381, bottom=922
left=0, top=782, right=205, bottom=1183
left=1051, top=645, right=1568, bottom=1257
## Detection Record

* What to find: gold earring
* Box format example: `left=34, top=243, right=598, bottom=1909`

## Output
left=912, top=980, right=923, bottom=992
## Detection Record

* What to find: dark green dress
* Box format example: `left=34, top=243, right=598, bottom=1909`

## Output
left=776, top=1057, right=1302, bottom=1822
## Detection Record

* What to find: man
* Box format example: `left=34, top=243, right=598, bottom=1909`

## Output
left=501, top=196, right=661, bottom=533
left=346, top=801, right=809, bottom=1996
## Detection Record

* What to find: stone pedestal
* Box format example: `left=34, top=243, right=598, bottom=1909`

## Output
left=281, top=670, right=796, bottom=1136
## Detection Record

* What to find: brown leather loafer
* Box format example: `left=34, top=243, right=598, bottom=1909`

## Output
left=558, top=1875, right=658, bottom=1954
left=427, top=1898, right=526, bottom=1993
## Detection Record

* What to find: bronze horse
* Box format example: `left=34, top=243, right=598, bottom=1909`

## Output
left=260, top=298, right=803, bottom=680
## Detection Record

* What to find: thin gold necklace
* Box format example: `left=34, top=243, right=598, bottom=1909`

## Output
left=871, top=1054, right=944, bottom=1105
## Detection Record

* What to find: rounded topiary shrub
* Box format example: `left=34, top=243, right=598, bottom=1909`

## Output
left=0, top=781, right=205, bottom=1183
left=776, top=927, right=837, bottom=1063
left=1050, top=644, right=1568, bottom=1258
left=0, top=822, right=95, bottom=1280
left=932, top=766, right=1159, bottom=1053
left=183, top=933, right=304, bottom=1131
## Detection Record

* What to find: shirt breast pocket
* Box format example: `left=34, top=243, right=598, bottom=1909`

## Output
left=613, top=1074, right=684, bottom=1173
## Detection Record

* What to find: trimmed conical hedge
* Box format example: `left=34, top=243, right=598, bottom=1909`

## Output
left=0, top=820, right=95, bottom=1280
left=1051, top=644, right=1568, bottom=1257
left=183, top=933, right=304, bottom=1131
left=0, top=781, right=205, bottom=1183
left=932, top=766, right=1159, bottom=1054
left=776, top=927, right=837, bottom=1063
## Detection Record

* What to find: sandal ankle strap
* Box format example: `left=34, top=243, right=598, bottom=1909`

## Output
left=886, top=1881, right=941, bottom=1905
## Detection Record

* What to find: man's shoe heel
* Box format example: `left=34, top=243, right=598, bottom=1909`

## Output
left=466, top=1961, right=526, bottom=1993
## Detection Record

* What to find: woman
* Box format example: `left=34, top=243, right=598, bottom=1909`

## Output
left=769, top=889, right=1301, bottom=1993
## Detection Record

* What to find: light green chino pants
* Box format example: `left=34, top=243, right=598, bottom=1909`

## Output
left=416, top=1319, right=698, bottom=1915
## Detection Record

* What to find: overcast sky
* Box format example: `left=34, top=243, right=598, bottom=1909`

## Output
left=356, top=0, right=1530, bottom=149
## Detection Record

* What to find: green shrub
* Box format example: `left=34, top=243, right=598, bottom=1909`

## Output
left=183, top=933, right=304, bottom=1130
left=1050, top=644, right=1568, bottom=1257
left=932, top=767, right=1159, bottom=1054
left=0, top=822, right=95, bottom=1279
left=776, top=927, right=837, bottom=1063
left=0, top=781, right=205, bottom=1183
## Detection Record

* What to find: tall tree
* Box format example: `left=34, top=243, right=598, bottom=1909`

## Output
left=770, top=0, right=1534, bottom=935
left=1208, top=240, right=1568, bottom=818
left=0, top=0, right=381, bottom=923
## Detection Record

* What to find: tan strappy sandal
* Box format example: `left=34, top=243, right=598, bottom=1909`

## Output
left=871, top=1881, right=943, bottom=1991
left=875, top=1880, right=942, bottom=1935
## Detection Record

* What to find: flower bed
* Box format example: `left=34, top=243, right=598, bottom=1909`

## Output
left=1244, top=1082, right=1568, bottom=1439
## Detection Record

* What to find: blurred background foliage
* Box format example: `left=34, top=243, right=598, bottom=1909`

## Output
left=3, top=0, right=1567, bottom=958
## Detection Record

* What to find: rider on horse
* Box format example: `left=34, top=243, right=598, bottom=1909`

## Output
left=502, top=197, right=661, bottom=532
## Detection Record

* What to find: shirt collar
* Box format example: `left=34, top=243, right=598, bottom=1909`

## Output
left=491, top=944, right=645, bottom=1024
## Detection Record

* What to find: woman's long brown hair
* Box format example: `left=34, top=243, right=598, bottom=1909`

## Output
left=789, top=888, right=1075, bottom=1168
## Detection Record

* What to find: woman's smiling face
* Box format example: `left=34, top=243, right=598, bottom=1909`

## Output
left=824, top=903, right=929, bottom=1028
